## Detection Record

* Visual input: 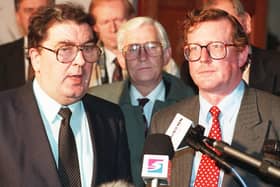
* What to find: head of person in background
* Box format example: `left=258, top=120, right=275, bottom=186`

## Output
left=183, top=9, right=249, bottom=98
left=203, top=0, right=251, bottom=35
left=89, top=0, right=135, bottom=54
left=117, top=16, right=172, bottom=96
left=15, top=0, right=55, bottom=36
left=28, top=3, right=101, bottom=105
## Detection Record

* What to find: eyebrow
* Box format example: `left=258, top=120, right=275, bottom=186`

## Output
left=54, top=39, right=95, bottom=47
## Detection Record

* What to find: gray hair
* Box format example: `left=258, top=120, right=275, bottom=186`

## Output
left=117, top=16, right=170, bottom=51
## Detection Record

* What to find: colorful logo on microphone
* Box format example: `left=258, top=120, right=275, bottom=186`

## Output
left=147, top=159, right=164, bottom=173
left=141, top=154, right=169, bottom=179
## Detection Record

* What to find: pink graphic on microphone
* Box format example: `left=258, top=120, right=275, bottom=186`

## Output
left=147, top=159, right=164, bottom=173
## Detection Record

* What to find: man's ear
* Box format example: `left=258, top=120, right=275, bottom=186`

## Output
left=238, top=45, right=249, bottom=68
left=241, top=12, right=252, bottom=34
left=28, top=48, right=41, bottom=72
left=163, top=47, right=172, bottom=66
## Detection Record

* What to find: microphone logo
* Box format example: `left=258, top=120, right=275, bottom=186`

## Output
left=141, top=155, right=169, bottom=179
left=147, top=159, right=164, bottom=174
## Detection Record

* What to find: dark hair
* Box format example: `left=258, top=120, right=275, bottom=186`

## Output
left=28, top=3, right=97, bottom=49
left=14, top=0, right=55, bottom=12
left=183, top=8, right=248, bottom=51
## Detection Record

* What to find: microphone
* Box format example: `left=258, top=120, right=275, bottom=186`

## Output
left=205, top=138, right=280, bottom=179
left=165, top=113, right=232, bottom=171
left=165, top=113, right=194, bottom=150
left=141, top=134, right=174, bottom=186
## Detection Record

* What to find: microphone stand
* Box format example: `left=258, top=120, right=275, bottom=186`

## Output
left=151, top=178, right=158, bottom=187
left=184, top=126, right=248, bottom=187
left=205, top=138, right=280, bottom=179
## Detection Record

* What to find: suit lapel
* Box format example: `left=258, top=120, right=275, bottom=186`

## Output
left=171, top=97, right=199, bottom=186
left=82, top=95, right=97, bottom=187
left=222, top=88, right=269, bottom=185
left=18, top=83, right=61, bottom=186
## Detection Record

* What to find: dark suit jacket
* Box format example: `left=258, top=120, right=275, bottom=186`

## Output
left=181, top=46, right=280, bottom=96
left=0, top=37, right=26, bottom=91
left=0, top=83, right=132, bottom=187
left=249, top=46, right=280, bottom=95
left=150, top=87, right=280, bottom=186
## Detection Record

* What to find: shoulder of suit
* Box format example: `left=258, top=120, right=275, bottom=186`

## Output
left=0, top=37, right=24, bottom=48
left=87, top=81, right=126, bottom=104
left=154, top=95, right=197, bottom=116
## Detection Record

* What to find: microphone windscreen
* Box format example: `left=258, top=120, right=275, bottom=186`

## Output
left=143, top=134, right=174, bottom=159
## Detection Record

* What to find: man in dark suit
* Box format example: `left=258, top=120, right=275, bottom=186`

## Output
left=0, top=0, right=55, bottom=91
left=0, top=3, right=131, bottom=187
left=150, top=9, right=280, bottom=186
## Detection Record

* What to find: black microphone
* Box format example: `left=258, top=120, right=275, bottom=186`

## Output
left=165, top=113, right=232, bottom=171
left=141, top=134, right=174, bottom=186
left=205, top=138, right=280, bottom=179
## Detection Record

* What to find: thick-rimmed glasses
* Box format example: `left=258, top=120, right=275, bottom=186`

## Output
left=122, top=41, right=163, bottom=60
left=38, top=42, right=101, bottom=63
left=184, top=41, right=236, bottom=62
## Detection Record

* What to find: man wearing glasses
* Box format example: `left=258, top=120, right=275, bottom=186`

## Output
left=150, top=9, right=280, bottom=186
left=89, top=16, right=194, bottom=186
left=0, top=3, right=132, bottom=187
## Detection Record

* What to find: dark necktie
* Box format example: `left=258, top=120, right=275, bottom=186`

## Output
left=112, top=58, right=123, bottom=82
left=194, top=106, right=222, bottom=187
left=58, top=108, right=81, bottom=187
left=137, top=98, right=150, bottom=137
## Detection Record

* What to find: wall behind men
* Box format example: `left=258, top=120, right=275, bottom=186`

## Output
left=0, top=0, right=137, bottom=45
left=0, top=1, right=21, bottom=44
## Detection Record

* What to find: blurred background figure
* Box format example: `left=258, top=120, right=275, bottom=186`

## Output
left=88, top=0, right=136, bottom=86
left=0, top=0, right=55, bottom=91
left=88, top=0, right=179, bottom=87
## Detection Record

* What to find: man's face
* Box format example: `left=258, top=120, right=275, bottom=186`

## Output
left=16, top=0, right=50, bottom=35
left=187, top=19, right=248, bottom=96
left=92, top=1, right=127, bottom=51
left=123, top=24, right=169, bottom=88
left=30, top=22, right=95, bottom=105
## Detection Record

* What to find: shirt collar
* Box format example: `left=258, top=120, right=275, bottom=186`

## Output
left=130, top=80, right=165, bottom=106
left=104, top=47, right=117, bottom=64
left=199, top=81, right=245, bottom=122
left=33, top=79, right=82, bottom=123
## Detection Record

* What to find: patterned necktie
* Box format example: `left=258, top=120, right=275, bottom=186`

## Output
left=58, top=108, right=81, bottom=187
left=194, top=106, right=222, bottom=187
left=112, top=58, right=123, bottom=82
left=137, top=98, right=149, bottom=137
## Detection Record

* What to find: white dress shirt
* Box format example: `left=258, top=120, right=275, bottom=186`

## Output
left=130, top=80, right=165, bottom=126
left=32, top=79, right=93, bottom=187
left=190, top=81, right=245, bottom=187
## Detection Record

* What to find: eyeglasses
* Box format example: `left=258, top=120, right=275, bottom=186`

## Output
left=122, top=41, right=163, bottom=60
left=38, top=42, right=101, bottom=64
left=184, top=41, right=236, bottom=62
